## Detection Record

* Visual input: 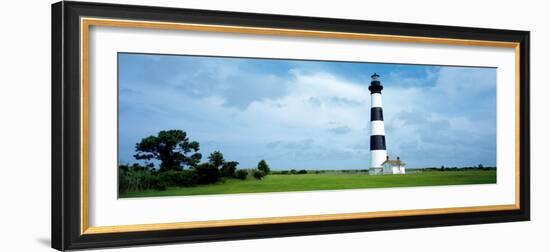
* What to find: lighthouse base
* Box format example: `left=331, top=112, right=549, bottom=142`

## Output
left=369, top=167, right=383, bottom=175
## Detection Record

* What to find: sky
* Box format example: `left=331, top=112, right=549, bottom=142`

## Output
left=118, top=53, right=497, bottom=170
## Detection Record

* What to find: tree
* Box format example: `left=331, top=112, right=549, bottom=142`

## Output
left=257, top=160, right=270, bottom=174
left=134, top=130, right=202, bottom=172
left=221, top=161, right=239, bottom=177
left=208, top=151, right=225, bottom=169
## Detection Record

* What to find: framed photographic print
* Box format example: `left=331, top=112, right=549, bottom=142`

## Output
left=51, top=1, right=530, bottom=250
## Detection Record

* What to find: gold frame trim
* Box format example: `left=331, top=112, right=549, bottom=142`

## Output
left=80, top=17, right=522, bottom=235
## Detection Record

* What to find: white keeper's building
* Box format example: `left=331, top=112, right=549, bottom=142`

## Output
left=370, top=155, right=406, bottom=175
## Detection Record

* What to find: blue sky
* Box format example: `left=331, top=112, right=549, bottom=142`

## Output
left=118, top=53, right=497, bottom=169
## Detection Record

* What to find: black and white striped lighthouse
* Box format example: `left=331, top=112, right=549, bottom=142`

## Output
left=368, top=73, right=388, bottom=173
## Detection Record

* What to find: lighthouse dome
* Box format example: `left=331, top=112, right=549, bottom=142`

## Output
left=368, top=73, right=383, bottom=93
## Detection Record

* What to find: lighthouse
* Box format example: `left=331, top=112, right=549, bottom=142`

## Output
left=368, top=73, right=388, bottom=175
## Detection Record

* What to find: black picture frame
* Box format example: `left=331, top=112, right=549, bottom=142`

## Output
left=52, top=1, right=530, bottom=251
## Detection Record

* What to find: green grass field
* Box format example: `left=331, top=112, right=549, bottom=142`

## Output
left=119, top=170, right=496, bottom=198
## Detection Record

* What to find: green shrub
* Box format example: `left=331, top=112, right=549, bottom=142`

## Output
left=154, top=182, right=167, bottom=191
left=252, top=170, right=265, bottom=180
left=178, top=170, right=198, bottom=186
left=119, top=164, right=130, bottom=172
left=118, top=164, right=167, bottom=192
left=147, top=175, right=166, bottom=191
left=297, top=169, right=307, bottom=174
left=130, top=162, right=149, bottom=171
left=195, top=163, right=221, bottom=184
left=280, top=170, right=289, bottom=175
left=235, top=169, right=248, bottom=180
left=158, top=170, right=178, bottom=186
left=290, top=169, right=297, bottom=174
left=158, top=170, right=198, bottom=187
left=118, top=168, right=130, bottom=193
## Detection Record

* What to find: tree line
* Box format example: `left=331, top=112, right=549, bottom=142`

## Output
left=119, top=129, right=271, bottom=193
left=423, top=164, right=497, bottom=172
